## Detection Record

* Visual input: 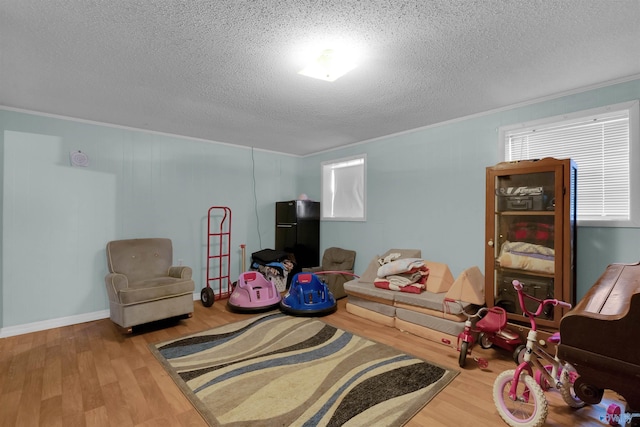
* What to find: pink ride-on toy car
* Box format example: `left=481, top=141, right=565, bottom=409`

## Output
left=227, top=271, right=281, bottom=313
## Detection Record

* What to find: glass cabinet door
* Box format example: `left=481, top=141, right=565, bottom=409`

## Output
left=485, top=158, right=575, bottom=331
left=490, top=171, right=557, bottom=321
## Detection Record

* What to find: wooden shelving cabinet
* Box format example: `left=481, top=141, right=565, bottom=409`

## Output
left=485, top=157, right=577, bottom=331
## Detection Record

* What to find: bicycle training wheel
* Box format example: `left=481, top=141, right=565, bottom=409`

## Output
left=493, top=369, right=548, bottom=427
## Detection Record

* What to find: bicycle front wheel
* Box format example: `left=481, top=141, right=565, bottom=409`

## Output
left=493, top=369, right=548, bottom=427
left=458, top=341, right=469, bottom=368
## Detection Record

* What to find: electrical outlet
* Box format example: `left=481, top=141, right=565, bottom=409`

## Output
left=178, top=259, right=183, bottom=266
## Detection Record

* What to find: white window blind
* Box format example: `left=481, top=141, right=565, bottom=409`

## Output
left=321, top=155, right=366, bottom=221
left=504, top=107, right=633, bottom=224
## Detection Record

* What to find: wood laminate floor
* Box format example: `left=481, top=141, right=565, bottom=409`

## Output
left=0, top=298, right=626, bottom=426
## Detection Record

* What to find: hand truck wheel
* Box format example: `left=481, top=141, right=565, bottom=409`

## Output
left=201, top=287, right=215, bottom=307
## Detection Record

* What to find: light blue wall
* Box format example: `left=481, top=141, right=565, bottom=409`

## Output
left=2, top=79, right=639, bottom=331
left=0, top=128, right=3, bottom=326
left=302, top=79, right=640, bottom=301
left=1, top=110, right=299, bottom=328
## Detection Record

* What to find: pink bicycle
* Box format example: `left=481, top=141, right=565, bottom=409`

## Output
left=493, top=280, right=584, bottom=427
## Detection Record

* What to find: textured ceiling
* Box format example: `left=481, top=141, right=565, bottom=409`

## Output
left=2, top=1, right=639, bottom=156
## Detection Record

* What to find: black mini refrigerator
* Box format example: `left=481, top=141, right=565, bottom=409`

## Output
left=275, top=200, right=320, bottom=268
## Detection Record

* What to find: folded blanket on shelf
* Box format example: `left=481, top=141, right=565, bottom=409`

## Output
left=497, top=241, right=555, bottom=274
left=500, top=241, right=554, bottom=257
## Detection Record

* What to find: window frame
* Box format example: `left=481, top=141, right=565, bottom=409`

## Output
left=498, top=100, right=639, bottom=228
left=321, top=154, right=367, bottom=222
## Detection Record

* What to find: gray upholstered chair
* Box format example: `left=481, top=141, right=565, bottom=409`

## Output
left=105, top=238, right=195, bottom=332
left=303, top=247, right=356, bottom=299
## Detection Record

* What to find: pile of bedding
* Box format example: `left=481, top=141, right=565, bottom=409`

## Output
left=250, top=249, right=296, bottom=291
left=373, top=253, right=429, bottom=293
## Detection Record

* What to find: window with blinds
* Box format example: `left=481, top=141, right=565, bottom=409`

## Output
left=321, top=154, right=367, bottom=221
left=500, top=100, right=639, bottom=226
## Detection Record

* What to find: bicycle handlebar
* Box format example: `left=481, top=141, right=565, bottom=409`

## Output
left=513, top=280, right=524, bottom=291
left=511, top=280, right=571, bottom=330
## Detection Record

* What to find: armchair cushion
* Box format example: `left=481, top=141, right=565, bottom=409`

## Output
left=115, top=277, right=195, bottom=305
left=107, top=238, right=173, bottom=283
left=321, top=247, right=356, bottom=271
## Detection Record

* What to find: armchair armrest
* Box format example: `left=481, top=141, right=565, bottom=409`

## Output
left=168, top=266, right=192, bottom=279
left=105, top=273, right=128, bottom=301
left=331, top=269, right=355, bottom=279
left=302, top=266, right=323, bottom=273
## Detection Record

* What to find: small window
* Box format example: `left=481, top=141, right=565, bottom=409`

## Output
left=500, top=100, right=639, bottom=227
left=321, top=154, right=366, bottom=221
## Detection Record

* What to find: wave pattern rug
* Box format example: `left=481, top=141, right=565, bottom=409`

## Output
left=150, top=312, right=458, bottom=427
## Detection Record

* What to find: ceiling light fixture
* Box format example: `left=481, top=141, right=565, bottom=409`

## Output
left=298, top=49, right=356, bottom=82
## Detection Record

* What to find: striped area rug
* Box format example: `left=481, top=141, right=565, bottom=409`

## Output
left=150, top=312, right=457, bottom=426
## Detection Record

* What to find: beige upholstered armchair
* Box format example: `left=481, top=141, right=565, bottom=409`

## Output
left=303, top=247, right=356, bottom=299
left=105, top=238, right=195, bottom=332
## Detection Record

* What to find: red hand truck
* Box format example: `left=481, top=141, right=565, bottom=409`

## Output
left=202, top=206, right=232, bottom=307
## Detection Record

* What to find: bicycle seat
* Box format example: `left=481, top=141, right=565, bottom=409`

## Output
left=548, top=331, right=561, bottom=344
left=476, top=306, right=507, bottom=331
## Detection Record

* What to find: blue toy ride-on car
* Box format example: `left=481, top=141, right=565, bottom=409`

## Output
left=280, top=272, right=337, bottom=316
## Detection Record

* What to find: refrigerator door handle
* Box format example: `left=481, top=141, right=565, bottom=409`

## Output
left=277, top=224, right=295, bottom=228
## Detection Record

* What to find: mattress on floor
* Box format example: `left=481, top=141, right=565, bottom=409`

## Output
left=346, top=302, right=395, bottom=327
left=347, top=295, right=396, bottom=317
left=393, top=290, right=473, bottom=315
left=344, top=279, right=395, bottom=303
left=394, top=301, right=466, bottom=322
left=395, top=307, right=466, bottom=337
left=346, top=279, right=473, bottom=315
left=394, top=318, right=458, bottom=345
left=393, top=290, right=446, bottom=312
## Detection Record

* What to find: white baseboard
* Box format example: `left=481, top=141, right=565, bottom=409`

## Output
left=0, top=310, right=110, bottom=338
left=0, top=291, right=205, bottom=338
left=0, top=292, right=205, bottom=338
